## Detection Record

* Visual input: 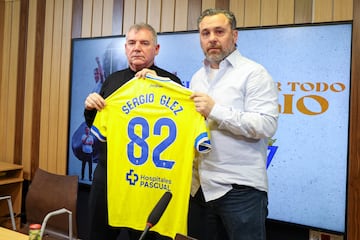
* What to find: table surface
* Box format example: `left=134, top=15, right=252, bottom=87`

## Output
left=0, top=227, right=28, bottom=240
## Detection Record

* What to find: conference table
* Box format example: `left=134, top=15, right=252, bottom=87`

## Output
left=0, top=227, right=28, bottom=240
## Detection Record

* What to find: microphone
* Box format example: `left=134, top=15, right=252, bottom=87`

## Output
left=138, top=191, right=172, bottom=240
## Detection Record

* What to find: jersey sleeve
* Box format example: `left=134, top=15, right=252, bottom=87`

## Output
left=194, top=117, right=211, bottom=153
left=90, top=109, right=108, bottom=142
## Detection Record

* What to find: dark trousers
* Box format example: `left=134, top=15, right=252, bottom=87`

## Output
left=188, top=186, right=268, bottom=240
left=81, top=153, right=93, bottom=181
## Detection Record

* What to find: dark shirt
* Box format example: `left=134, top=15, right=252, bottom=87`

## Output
left=84, top=65, right=182, bottom=168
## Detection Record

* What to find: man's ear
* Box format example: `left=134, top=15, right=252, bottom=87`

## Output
left=155, top=44, right=160, bottom=56
left=232, top=29, right=238, bottom=43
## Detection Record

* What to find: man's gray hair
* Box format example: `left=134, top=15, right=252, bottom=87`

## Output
left=126, top=23, right=158, bottom=45
left=197, top=8, right=237, bottom=30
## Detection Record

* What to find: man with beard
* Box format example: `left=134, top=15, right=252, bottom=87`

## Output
left=189, top=8, right=279, bottom=240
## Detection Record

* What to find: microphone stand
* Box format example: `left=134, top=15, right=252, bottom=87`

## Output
left=138, top=224, right=151, bottom=240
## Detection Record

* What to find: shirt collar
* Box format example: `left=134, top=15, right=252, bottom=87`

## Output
left=128, top=64, right=156, bottom=74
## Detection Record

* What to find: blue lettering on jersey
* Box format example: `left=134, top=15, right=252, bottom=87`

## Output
left=127, top=117, right=176, bottom=169
left=159, top=95, right=184, bottom=115
left=122, top=93, right=155, bottom=114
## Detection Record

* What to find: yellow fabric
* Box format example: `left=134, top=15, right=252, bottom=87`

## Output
left=91, top=75, right=210, bottom=239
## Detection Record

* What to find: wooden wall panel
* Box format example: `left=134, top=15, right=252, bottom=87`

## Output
left=160, top=0, right=175, bottom=32
left=47, top=0, right=63, bottom=172
left=22, top=0, right=37, bottom=177
left=0, top=1, right=4, bottom=85
left=39, top=0, right=54, bottom=170
left=7, top=0, right=20, bottom=166
left=201, top=0, right=216, bottom=11
left=313, top=0, right=333, bottom=23
left=147, top=0, right=161, bottom=32
left=348, top=1, right=360, bottom=239
left=0, top=0, right=20, bottom=164
left=92, top=0, right=104, bottom=37
left=244, top=0, right=261, bottom=27
left=14, top=0, right=29, bottom=167
left=30, top=0, right=46, bottom=179
left=0, top=0, right=3, bottom=162
left=102, top=0, right=114, bottom=36
left=187, top=0, right=202, bottom=30
left=71, top=0, right=82, bottom=38
left=334, top=0, right=353, bottom=21
left=215, top=0, right=229, bottom=10
left=0, top=1, right=11, bottom=163
left=278, top=0, right=294, bottom=25
left=229, top=0, right=245, bottom=27
left=294, top=0, right=312, bottom=23
left=123, top=0, right=136, bottom=34
left=174, top=0, right=188, bottom=31
left=57, top=0, right=72, bottom=174
left=81, top=0, right=92, bottom=37
left=38, top=0, right=72, bottom=174
left=202, top=0, right=216, bottom=11
left=261, top=0, right=278, bottom=26
left=112, top=0, right=123, bottom=35
left=135, top=0, right=147, bottom=24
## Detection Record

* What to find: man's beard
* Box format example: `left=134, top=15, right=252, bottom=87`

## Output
left=205, top=51, right=226, bottom=64
left=204, top=47, right=235, bottom=64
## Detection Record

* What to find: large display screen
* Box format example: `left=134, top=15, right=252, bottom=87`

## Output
left=67, top=23, right=352, bottom=233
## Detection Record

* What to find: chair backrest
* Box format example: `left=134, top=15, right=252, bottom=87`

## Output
left=25, top=168, right=78, bottom=238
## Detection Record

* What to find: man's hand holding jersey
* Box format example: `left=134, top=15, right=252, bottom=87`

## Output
left=85, top=92, right=106, bottom=111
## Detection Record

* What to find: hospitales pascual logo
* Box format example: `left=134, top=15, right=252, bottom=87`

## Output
left=126, top=169, right=139, bottom=185
left=126, top=170, right=171, bottom=191
left=267, top=138, right=278, bottom=168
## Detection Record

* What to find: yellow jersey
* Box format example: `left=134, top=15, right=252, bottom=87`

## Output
left=91, top=75, right=211, bottom=238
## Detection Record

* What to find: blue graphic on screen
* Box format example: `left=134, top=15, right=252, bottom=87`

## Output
left=68, top=24, right=351, bottom=233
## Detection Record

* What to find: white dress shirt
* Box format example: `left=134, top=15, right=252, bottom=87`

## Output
left=190, top=50, right=279, bottom=202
